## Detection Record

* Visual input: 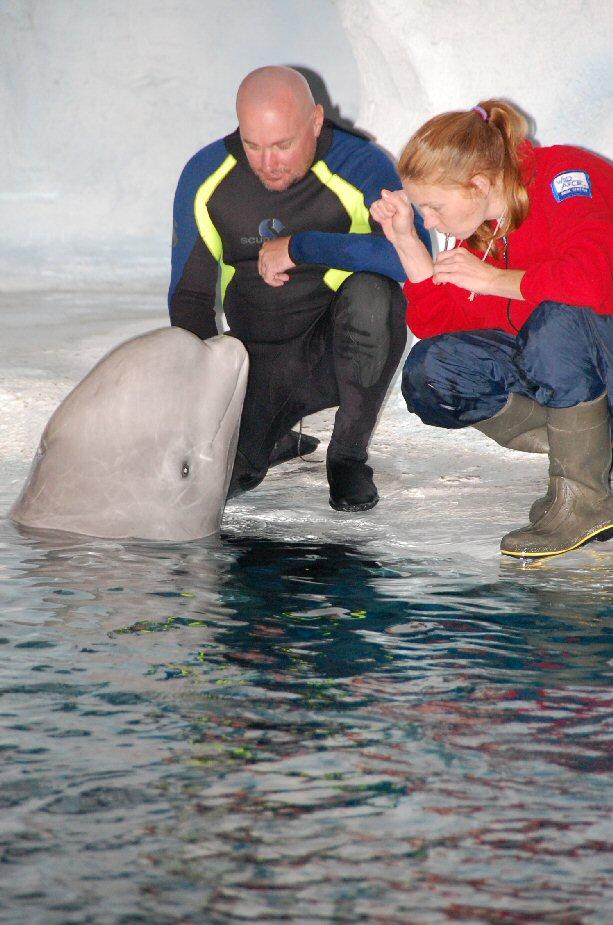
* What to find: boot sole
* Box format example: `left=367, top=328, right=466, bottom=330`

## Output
left=329, top=496, right=379, bottom=513
left=501, top=523, right=613, bottom=558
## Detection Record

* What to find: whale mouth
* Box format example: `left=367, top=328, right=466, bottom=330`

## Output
left=198, top=336, right=249, bottom=447
left=212, top=356, right=249, bottom=443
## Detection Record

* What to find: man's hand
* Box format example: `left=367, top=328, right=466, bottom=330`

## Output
left=258, top=236, right=295, bottom=287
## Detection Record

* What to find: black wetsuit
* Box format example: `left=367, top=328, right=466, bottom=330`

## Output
left=169, top=121, right=430, bottom=486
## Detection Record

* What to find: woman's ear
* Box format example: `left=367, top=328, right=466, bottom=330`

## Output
left=469, top=174, right=491, bottom=197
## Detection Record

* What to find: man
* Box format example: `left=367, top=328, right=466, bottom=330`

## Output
left=169, top=66, right=430, bottom=511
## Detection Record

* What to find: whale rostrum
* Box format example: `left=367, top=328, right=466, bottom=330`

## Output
left=11, top=328, right=248, bottom=541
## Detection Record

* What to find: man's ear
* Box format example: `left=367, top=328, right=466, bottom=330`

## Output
left=313, top=104, right=325, bottom=137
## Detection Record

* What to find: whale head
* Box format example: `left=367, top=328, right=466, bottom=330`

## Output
left=11, top=328, right=249, bottom=541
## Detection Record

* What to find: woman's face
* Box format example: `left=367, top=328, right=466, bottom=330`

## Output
left=403, top=179, right=490, bottom=240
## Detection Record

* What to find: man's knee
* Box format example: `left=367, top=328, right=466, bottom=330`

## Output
left=336, top=272, right=405, bottom=331
left=333, top=273, right=406, bottom=387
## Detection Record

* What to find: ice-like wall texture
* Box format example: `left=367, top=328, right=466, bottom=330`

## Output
left=338, top=0, right=612, bottom=157
left=0, top=0, right=360, bottom=284
left=1, top=0, right=611, bottom=286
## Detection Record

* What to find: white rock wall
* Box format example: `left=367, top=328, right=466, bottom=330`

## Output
left=0, top=0, right=360, bottom=283
left=1, top=0, right=611, bottom=286
left=338, top=0, right=613, bottom=158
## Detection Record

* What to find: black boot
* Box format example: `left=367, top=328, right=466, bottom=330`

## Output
left=327, top=454, right=379, bottom=512
left=325, top=274, right=406, bottom=513
left=226, top=451, right=267, bottom=500
left=268, top=430, right=319, bottom=467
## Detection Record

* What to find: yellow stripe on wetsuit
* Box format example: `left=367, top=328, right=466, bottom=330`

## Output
left=310, top=160, right=372, bottom=291
left=194, top=154, right=237, bottom=302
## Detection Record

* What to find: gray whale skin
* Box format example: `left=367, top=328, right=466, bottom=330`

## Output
left=11, top=328, right=248, bottom=541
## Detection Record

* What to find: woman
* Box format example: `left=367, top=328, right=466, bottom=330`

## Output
left=370, top=99, right=612, bottom=558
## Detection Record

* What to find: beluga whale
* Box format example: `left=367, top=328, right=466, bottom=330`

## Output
left=11, top=327, right=248, bottom=541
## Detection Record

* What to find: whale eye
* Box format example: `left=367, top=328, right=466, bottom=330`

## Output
left=181, top=462, right=190, bottom=479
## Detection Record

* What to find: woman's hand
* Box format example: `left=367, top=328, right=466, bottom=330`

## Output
left=258, top=237, right=295, bottom=287
left=433, top=249, right=525, bottom=300
left=370, top=188, right=416, bottom=242
left=371, top=189, right=434, bottom=284
left=433, top=248, right=497, bottom=293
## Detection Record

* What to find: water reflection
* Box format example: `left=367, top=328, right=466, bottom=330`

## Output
left=1, top=527, right=611, bottom=923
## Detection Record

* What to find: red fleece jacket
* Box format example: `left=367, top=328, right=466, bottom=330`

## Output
left=403, top=143, right=613, bottom=338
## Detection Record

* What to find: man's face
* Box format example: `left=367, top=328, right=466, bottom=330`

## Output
left=239, top=103, right=324, bottom=192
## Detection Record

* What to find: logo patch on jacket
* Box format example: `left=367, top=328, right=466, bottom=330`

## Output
left=551, top=170, right=592, bottom=202
left=258, top=218, right=285, bottom=240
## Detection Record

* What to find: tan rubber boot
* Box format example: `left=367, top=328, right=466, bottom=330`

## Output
left=474, top=394, right=550, bottom=521
left=501, top=393, right=613, bottom=558
left=473, top=393, right=548, bottom=454
left=528, top=484, right=554, bottom=525
left=529, top=439, right=613, bottom=525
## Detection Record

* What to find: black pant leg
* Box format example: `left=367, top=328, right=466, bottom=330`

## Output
left=234, top=339, right=299, bottom=473
left=326, top=272, right=407, bottom=461
left=228, top=273, right=406, bottom=496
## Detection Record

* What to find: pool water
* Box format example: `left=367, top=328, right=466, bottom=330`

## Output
left=1, top=525, right=611, bottom=924
left=1, top=290, right=612, bottom=923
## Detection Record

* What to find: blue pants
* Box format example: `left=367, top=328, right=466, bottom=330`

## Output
left=402, top=302, right=613, bottom=429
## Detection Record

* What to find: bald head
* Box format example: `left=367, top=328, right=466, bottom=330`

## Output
left=237, top=66, right=315, bottom=120
left=236, top=67, right=324, bottom=192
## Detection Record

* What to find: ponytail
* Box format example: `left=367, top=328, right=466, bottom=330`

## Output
left=398, top=98, right=531, bottom=252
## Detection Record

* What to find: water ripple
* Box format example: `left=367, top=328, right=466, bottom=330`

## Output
left=0, top=532, right=611, bottom=923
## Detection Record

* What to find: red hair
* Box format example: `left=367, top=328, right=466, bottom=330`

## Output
left=398, top=99, right=531, bottom=252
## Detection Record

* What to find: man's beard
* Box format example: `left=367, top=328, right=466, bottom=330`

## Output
left=257, top=169, right=299, bottom=192
left=254, top=139, right=317, bottom=192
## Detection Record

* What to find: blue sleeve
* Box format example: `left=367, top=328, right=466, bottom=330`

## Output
left=290, top=232, right=410, bottom=282
left=168, top=140, right=228, bottom=338
left=290, top=129, right=432, bottom=279
left=168, top=140, right=226, bottom=308
left=324, top=129, right=404, bottom=206
left=291, top=211, right=432, bottom=282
